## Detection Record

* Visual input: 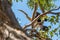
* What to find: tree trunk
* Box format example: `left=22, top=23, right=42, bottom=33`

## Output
left=0, top=0, right=32, bottom=40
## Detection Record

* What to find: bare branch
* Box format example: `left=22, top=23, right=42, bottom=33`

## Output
left=32, top=3, right=38, bottom=20
left=23, top=23, right=31, bottom=29
left=19, top=10, right=32, bottom=21
left=31, top=3, right=38, bottom=29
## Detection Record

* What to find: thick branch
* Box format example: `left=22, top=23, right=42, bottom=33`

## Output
left=0, top=22, right=32, bottom=40
left=0, top=0, right=22, bottom=30
left=0, top=9, right=10, bottom=22
left=19, top=10, right=32, bottom=21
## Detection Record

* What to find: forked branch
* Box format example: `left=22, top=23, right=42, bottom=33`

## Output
left=23, top=6, right=60, bottom=29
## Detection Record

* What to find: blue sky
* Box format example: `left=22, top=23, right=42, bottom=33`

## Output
left=12, top=0, right=32, bottom=26
left=12, top=0, right=60, bottom=40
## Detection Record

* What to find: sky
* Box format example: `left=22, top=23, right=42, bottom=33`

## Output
left=12, top=0, right=60, bottom=40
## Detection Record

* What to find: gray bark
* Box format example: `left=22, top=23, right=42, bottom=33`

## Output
left=0, top=0, right=32, bottom=40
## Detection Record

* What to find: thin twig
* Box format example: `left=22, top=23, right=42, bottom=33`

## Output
left=50, top=12, right=60, bottom=15
left=50, top=7, right=60, bottom=11
left=19, top=10, right=31, bottom=21
left=32, top=3, right=38, bottom=20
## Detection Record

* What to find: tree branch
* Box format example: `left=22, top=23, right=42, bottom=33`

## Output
left=32, top=3, right=38, bottom=20
left=31, top=3, right=38, bottom=29
left=31, top=6, right=60, bottom=24
left=50, top=12, right=60, bottom=15
left=19, top=10, right=32, bottom=21
left=23, top=6, right=60, bottom=29
left=19, top=3, right=38, bottom=29
left=50, top=7, right=60, bottom=11
left=23, top=23, right=31, bottom=29
left=2, top=23, right=32, bottom=40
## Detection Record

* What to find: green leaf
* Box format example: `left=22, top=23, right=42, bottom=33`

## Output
left=55, top=14, right=59, bottom=22
left=8, top=0, right=12, bottom=3
left=48, top=26, right=51, bottom=29
left=49, top=17, right=54, bottom=23
left=51, top=16, right=56, bottom=18
left=50, top=31, right=54, bottom=38
left=53, top=21, right=56, bottom=25
left=53, top=28, right=58, bottom=33
left=27, top=0, right=56, bottom=10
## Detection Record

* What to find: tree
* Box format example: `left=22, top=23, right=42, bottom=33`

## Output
left=0, top=0, right=60, bottom=40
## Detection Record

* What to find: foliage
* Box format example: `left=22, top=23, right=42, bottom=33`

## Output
left=27, top=0, right=56, bottom=11
left=48, top=14, right=59, bottom=25
left=8, top=0, right=23, bottom=3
